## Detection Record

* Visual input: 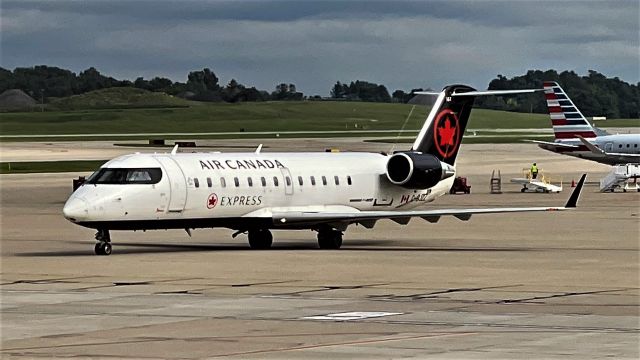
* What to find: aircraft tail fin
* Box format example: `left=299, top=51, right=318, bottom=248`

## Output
left=412, top=86, right=542, bottom=165
left=410, top=85, right=475, bottom=165
left=543, top=81, right=602, bottom=140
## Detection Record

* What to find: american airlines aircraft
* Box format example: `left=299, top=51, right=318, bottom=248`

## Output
left=534, top=81, right=640, bottom=165
left=63, top=85, right=586, bottom=255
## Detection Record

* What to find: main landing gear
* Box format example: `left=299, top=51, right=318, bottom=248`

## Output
left=248, top=229, right=273, bottom=249
left=94, top=229, right=112, bottom=255
left=317, top=228, right=343, bottom=249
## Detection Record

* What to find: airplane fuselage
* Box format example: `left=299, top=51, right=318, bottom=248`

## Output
left=541, top=133, right=640, bottom=165
left=64, top=152, right=454, bottom=231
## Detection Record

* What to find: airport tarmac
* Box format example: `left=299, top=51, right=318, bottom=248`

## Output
left=1, top=140, right=638, bottom=359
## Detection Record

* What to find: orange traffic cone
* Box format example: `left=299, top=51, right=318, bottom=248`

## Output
left=571, top=179, right=576, bottom=187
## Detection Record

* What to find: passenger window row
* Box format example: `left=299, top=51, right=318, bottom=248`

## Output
left=618, top=144, right=638, bottom=148
left=192, top=175, right=353, bottom=188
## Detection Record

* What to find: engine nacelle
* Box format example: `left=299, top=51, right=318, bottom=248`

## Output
left=386, top=152, right=455, bottom=189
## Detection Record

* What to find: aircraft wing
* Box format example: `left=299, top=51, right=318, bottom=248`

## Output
left=577, top=136, right=640, bottom=158
left=271, top=174, right=586, bottom=228
left=530, top=140, right=578, bottom=149
left=576, top=136, right=605, bottom=155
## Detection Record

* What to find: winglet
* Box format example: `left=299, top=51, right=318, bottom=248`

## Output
left=171, top=144, right=179, bottom=155
left=576, top=136, right=605, bottom=155
left=255, top=144, right=263, bottom=154
left=565, top=173, right=587, bottom=208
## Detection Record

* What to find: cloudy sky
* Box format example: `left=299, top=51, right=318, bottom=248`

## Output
left=2, top=0, right=638, bottom=95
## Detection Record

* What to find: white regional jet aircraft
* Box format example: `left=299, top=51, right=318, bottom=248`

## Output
left=63, top=84, right=586, bottom=255
left=534, top=81, right=640, bottom=165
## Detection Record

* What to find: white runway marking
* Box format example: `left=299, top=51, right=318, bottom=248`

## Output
left=302, top=311, right=404, bottom=321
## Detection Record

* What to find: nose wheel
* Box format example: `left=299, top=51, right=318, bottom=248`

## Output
left=94, top=229, right=112, bottom=255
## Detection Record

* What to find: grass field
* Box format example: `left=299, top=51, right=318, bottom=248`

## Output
left=0, top=160, right=106, bottom=174
left=0, top=102, right=561, bottom=134
left=1, top=89, right=637, bottom=141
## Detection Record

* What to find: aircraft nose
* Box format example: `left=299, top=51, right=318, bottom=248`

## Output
left=63, top=196, right=89, bottom=222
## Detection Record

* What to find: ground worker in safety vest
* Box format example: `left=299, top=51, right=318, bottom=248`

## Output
left=530, top=163, right=539, bottom=179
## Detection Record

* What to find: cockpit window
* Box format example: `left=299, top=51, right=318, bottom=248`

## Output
left=86, top=168, right=162, bottom=185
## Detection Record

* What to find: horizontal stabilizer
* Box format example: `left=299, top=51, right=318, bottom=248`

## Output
left=413, top=89, right=542, bottom=97
left=451, top=89, right=543, bottom=97
left=530, top=140, right=578, bottom=148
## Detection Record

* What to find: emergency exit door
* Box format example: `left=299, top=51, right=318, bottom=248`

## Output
left=280, top=168, right=294, bottom=195
left=156, top=156, right=187, bottom=212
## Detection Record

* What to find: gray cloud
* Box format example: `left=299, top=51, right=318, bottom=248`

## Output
left=1, top=0, right=638, bottom=95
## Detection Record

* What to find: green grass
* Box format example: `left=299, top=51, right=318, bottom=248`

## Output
left=366, top=135, right=555, bottom=144
left=0, top=160, right=106, bottom=174
left=592, top=119, right=640, bottom=127
left=1, top=97, right=637, bottom=141
left=0, top=102, right=550, bottom=135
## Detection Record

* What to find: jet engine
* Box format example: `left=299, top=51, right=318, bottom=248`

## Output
left=386, top=152, right=455, bottom=189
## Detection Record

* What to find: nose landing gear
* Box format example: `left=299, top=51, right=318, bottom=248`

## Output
left=94, top=229, right=112, bottom=255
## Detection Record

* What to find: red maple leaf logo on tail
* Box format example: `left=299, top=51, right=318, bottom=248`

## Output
left=433, top=110, right=460, bottom=158
left=438, top=118, right=457, bottom=146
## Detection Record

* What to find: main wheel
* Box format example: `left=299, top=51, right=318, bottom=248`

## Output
left=248, top=229, right=273, bottom=249
left=318, top=230, right=343, bottom=249
left=94, top=242, right=112, bottom=255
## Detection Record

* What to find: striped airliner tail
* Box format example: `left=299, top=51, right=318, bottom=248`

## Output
left=543, top=81, right=597, bottom=140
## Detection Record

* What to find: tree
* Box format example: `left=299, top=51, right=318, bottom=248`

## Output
left=271, top=83, right=302, bottom=100
left=330, top=81, right=347, bottom=98
left=332, top=80, right=391, bottom=102
left=476, top=69, right=639, bottom=118
left=0, top=67, right=15, bottom=93
left=133, top=77, right=151, bottom=91
left=148, top=77, right=173, bottom=92
left=187, top=68, right=219, bottom=93
left=221, top=79, right=244, bottom=102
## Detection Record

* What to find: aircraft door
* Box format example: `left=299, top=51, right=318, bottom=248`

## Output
left=605, top=142, right=613, bottom=152
left=156, top=156, right=187, bottom=212
left=280, top=168, right=294, bottom=195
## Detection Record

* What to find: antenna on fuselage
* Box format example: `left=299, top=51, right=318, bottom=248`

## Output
left=255, top=144, right=263, bottom=154
left=171, top=144, right=179, bottom=155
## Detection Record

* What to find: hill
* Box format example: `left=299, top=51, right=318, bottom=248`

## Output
left=0, top=89, right=38, bottom=111
left=47, top=87, right=195, bottom=110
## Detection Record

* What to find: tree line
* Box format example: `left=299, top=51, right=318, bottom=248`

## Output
left=474, top=70, right=639, bottom=119
left=0, top=66, right=302, bottom=103
left=0, top=65, right=637, bottom=117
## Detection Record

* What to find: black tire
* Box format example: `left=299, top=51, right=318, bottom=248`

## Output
left=521, top=188, right=526, bottom=193
left=102, top=242, right=112, bottom=255
left=318, top=230, right=343, bottom=249
left=95, top=242, right=112, bottom=255
left=248, top=229, right=273, bottom=249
